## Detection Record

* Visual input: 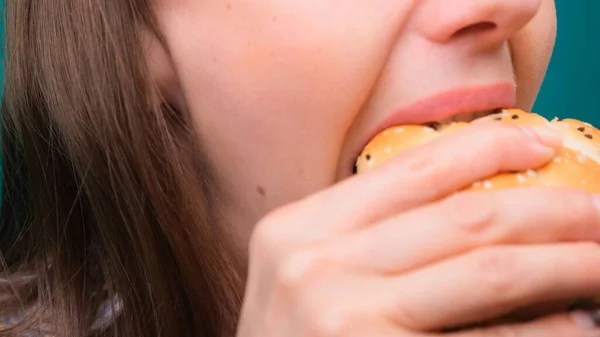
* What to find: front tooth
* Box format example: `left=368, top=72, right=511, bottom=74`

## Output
left=435, top=111, right=491, bottom=125
left=478, top=110, right=494, bottom=119
left=437, top=116, right=454, bottom=124
left=471, top=110, right=488, bottom=121
left=454, top=112, right=476, bottom=122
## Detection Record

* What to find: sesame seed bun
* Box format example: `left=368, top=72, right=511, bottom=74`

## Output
left=355, top=109, right=600, bottom=193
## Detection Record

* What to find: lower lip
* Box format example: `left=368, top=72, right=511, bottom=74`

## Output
left=380, top=83, right=517, bottom=128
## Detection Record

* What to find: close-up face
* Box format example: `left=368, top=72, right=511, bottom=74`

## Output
left=147, top=0, right=557, bottom=253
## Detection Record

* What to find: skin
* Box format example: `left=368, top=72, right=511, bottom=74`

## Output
left=147, top=0, right=557, bottom=255
left=143, top=1, right=600, bottom=335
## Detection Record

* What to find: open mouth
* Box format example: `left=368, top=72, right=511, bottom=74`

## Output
left=344, top=83, right=518, bottom=177
left=351, top=107, right=509, bottom=175
left=425, top=108, right=502, bottom=128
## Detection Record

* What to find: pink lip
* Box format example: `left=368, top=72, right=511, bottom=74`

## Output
left=378, top=83, right=516, bottom=131
left=349, top=83, right=517, bottom=173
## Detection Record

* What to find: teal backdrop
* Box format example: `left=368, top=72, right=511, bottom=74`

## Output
left=534, top=1, right=600, bottom=125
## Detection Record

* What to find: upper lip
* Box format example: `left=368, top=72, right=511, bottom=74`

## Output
left=351, top=82, right=517, bottom=171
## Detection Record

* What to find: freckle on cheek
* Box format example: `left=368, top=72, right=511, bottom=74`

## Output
left=257, top=186, right=266, bottom=196
left=226, top=2, right=232, bottom=10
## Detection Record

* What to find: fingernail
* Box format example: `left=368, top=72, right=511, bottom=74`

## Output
left=521, top=126, right=563, bottom=149
left=571, top=310, right=600, bottom=329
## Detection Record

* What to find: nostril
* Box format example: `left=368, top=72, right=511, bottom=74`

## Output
left=452, top=22, right=497, bottom=39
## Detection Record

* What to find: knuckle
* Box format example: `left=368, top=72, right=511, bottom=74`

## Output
left=559, top=189, right=599, bottom=225
left=312, top=307, right=353, bottom=337
left=249, top=221, right=280, bottom=259
left=469, top=248, right=521, bottom=295
left=381, top=144, right=447, bottom=197
left=390, top=143, right=438, bottom=178
left=249, top=205, right=297, bottom=257
left=441, top=192, right=497, bottom=237
left=397, top=145, right=449, bottom=195
left=276, top=248, right=328, bottom=291
left=392, top=301, right=428, bottom=330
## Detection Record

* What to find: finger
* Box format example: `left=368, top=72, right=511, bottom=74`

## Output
left=327, top=186, right=600, bottom=274
left=379, top=243, right=600, bottom=331
left=442, top=312, right=600, bottom=337
left=251, top=122, right=561, bottom=252
left=324, top=316, right=415, bottom=337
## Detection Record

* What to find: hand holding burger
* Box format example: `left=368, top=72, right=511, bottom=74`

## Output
left=239, top=107, right=600, bottom=337
left=353, top=108, right=600, bottom=325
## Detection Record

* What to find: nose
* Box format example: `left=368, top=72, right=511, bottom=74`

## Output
left=412, top=0, right=542, bottom=50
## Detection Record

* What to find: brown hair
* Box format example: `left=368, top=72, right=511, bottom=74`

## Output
left=0, top=1, right=243, bottom=336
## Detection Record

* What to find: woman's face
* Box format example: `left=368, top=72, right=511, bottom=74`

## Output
left=148, top=0, right=557, bottom=253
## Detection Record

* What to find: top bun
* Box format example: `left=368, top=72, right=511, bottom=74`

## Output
left=355, top=109, right=600, bottom=193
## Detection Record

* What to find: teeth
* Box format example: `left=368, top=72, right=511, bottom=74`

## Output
left=436, top=110, right=495, bottom=124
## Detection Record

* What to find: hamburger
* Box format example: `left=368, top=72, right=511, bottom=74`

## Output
left=354, top=109, right=600, bottom=193
left=353, top=108, right=600, bottom=327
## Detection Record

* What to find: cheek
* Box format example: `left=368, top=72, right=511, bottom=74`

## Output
left=169, top=0, right=408, bottom=135
left=511, top=0, right=557, bottom=110
left=156, top=1, right=415, bottom=205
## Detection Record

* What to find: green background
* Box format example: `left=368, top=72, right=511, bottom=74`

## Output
left=534, top=1, right=600, bottom=125
left=0, top=2, right=597, bottom=119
